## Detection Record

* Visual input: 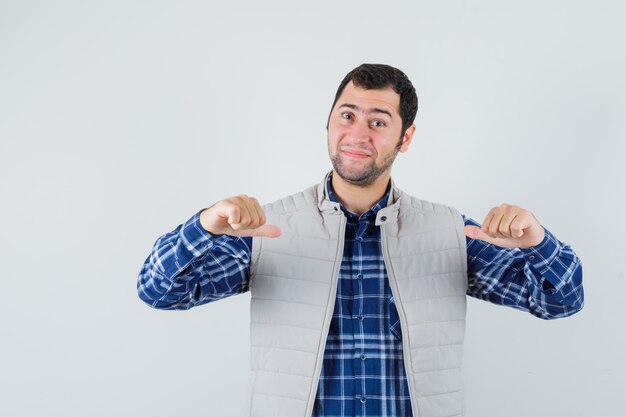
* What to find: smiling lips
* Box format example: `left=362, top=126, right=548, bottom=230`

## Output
left=341, top=148, right=372, bottom=159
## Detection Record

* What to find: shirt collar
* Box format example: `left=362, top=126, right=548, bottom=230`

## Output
left=325, top=171, right=391, bottom=220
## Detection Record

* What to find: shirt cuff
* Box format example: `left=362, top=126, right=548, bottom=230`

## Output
left=178, top=209, right=234, bottom=260
left=518, top=226, right=563, bottom=291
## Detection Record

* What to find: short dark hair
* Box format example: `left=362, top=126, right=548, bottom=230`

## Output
left=326, top=63, right=418, bottom=138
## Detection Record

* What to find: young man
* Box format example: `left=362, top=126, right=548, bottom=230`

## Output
left=137, top=64, right=584, bottom=417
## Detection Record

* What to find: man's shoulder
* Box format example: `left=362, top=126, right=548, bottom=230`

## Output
left=396, top=188, right=462, bottom=218
left=262, top=182, right=320, bottom=216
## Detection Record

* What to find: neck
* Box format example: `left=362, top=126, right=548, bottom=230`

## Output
left=330, top=170, right=391, bottom=215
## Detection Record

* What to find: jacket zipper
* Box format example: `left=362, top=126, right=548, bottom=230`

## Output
left=381, top=224, right=420, bottom=417
left=305, top=213, right=347, bottom=416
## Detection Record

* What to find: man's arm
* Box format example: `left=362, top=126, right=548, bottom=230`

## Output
left=463, top=215, right=584, bottom=319
left=137, top=209, right=253, bottom=310
left=137, top=195, right=281, bottom=310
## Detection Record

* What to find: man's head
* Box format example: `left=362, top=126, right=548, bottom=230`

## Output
left=326, top=64, right=418, bottom=187
left=327, top=63, right=418, bottom=137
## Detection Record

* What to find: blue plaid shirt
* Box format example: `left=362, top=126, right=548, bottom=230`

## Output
left=137, top=175, right=584, bottom=417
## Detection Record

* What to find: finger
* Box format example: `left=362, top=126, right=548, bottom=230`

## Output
left=487, top=208, right=506, bottom=238
left=508, top=213, right=525, bottom=238
left=481, top=208, right=496, bottom=236
left=513, top=210, right=541, bottom=238
left=464, top=225, right=482, bottom=240
left=249, top=198, right=266, bottom=228
left=231, top=196, right=253, bottom=230
left=246, top=224, right=282, bottom=238
left=464, top=225, right=519, bottom=248
left=465, top=225, right=497, bottom=244
left=499, top=208, right=520, bottom=238
left=244, top=197, right=264, bottom=229
left=223, top=202, right=241, bottom=225
left=511, top=215, right=526, bottom=238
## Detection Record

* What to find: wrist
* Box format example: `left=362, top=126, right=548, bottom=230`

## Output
left=527, top=226, right=546, bottom=248
left=199, top=207, right=214, bottom=234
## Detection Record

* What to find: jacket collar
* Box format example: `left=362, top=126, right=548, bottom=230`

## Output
left=316, top=170, right=401, bottom=225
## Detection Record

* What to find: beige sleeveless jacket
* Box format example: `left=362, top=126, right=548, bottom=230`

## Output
left=249, top=172, right=468, bottom=417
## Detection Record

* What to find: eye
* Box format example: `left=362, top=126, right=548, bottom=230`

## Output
left=371, top=120, right=386, bottom=127
left=341, top=112, right=353, bottom=120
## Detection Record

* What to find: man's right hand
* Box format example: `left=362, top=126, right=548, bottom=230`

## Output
left=199, top=195, right=282, bottom=238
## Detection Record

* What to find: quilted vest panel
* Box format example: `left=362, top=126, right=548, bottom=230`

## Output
left=248, top=172, right=468, bottom=417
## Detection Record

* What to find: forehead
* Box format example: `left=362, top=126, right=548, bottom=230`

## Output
left=334, top=81, right=400, bottom=117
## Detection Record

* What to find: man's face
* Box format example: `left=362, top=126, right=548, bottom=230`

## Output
left=327, top=81, right=414, bottom=187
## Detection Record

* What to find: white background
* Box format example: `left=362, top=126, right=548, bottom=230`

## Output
left=1, top=0, right=624, bottom=416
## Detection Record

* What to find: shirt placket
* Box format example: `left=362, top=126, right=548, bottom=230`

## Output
left=351, top=217, right=370, bottom=415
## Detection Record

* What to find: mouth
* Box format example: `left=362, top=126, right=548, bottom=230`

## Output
left=341, top=148, right=372, bottom=159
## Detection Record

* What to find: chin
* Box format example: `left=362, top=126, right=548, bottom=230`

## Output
left=335, top=167, right=378, bottom=187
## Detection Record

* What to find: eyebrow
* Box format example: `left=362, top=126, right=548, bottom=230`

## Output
left=338, top=103, right=393, bottom=119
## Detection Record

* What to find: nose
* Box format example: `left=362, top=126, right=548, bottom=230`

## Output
left=348, top=119, right=370, bottom=143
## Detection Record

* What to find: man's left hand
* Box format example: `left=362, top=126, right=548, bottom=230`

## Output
left=464, top=204, right=545, bottom=249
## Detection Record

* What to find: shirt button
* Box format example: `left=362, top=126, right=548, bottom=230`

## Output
left=360, top=354, right=366, bottom=360
left=357, top=315, right=363, bottom=321
left=360, top=396, right=367, bottom=403
left=355, top=236, right=363, bottom=242
left=357, top=274, right=363, bottom=279
left=381, top=216, right=387, bottom=222
left=529, top=255, right=536, bottom=260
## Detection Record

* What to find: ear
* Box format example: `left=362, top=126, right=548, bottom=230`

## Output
left=398, top=124, right=416, bottom=153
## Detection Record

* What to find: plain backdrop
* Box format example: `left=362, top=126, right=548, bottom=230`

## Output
left=1, top=0, right=624, bottom=416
